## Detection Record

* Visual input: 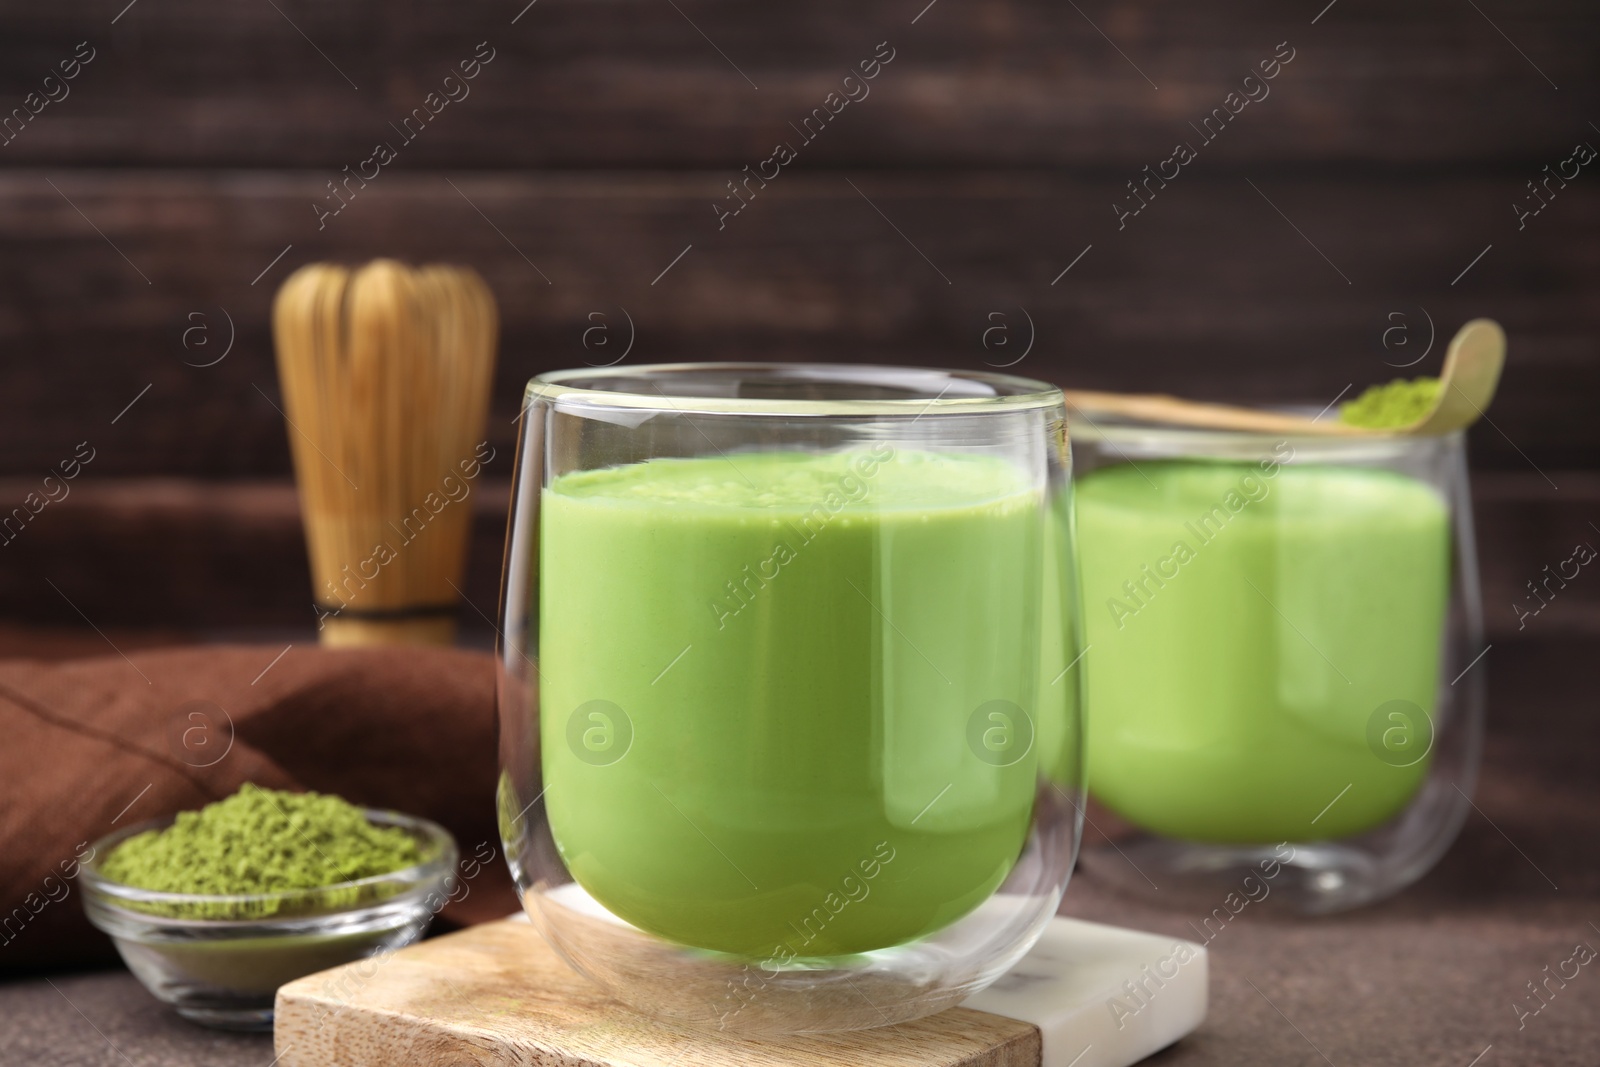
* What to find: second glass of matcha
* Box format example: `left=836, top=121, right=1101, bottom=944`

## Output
left=496, top=364, right=1085, bottom=1034
left=1072, top=416, right=1485, bottom=914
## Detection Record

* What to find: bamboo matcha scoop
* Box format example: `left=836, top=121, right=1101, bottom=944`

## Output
left=1065, top=318, right=1505, bottom=436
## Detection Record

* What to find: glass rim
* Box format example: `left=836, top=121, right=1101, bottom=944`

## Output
left=527, top=362, right=1064, bottom=416
left=1071, top=407, right=1465, bottom=456
left=79, top=808, right=457, bottom=913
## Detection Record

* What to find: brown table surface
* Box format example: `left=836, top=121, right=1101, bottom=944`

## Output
left=3, top=637, right=1596, bottom=1067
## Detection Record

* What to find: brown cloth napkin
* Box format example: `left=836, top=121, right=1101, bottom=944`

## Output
left=0, top=644, right=518, bottom=973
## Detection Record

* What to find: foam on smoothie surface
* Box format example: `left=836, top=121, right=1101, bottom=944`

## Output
left=539, top=449, right=1058, bottom=958
left=551, top=449, right=1030, bottom=510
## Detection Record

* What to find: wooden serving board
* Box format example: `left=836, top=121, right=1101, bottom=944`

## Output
left=274, top=919, right=1041, bottom=1067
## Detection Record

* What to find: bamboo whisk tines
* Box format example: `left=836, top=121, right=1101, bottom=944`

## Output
left=271, top=259, right=498, bottom=647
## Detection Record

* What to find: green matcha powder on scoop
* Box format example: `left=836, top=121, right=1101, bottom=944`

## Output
left=1339, top=376, right=1440, bottom=429
left=100, top=784, right=424, bottom=919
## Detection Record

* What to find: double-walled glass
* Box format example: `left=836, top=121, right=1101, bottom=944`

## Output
left=1071, top=417, right=1484, bottom=913
left=497, top=364, right=1084, bottom=1033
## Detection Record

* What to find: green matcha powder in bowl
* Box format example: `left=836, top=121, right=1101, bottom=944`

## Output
left=81, top=784, right=458, bottom=1030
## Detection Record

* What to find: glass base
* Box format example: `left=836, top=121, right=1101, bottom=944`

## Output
left=173, top=1003, right=275, bottom=1032
left=1082, top=836, right=1411, bottom=917
left=527, top=877, right=1061, bottom=1034
left=1081, top=772, right=1475, bottom=916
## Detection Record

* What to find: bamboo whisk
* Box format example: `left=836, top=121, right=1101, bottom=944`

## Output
left=271, top=260, right=498, bottom=647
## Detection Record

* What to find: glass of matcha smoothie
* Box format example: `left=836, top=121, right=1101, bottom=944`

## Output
left=1071, top=416, right=1484, bottom=914
left=497, top=364, right=1085, bottom=1033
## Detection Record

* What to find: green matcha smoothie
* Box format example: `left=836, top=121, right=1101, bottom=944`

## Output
left=539, top=447, right=1051, bottom=958
left=1076, top=459, right=1450, bottom=843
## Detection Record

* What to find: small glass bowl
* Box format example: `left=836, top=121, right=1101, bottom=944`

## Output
left=80, top=809, right=458, bottom=1030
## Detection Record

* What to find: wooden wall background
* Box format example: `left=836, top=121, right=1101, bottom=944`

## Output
left=0, top=0, right=1597, bottom=640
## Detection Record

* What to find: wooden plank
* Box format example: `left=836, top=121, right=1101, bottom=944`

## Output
left=0, top=170, right=1594, bottom=477
left=273, top=918, right=1041, bottom=1067
left=0, top=0, right=1594, bottom=168
left=0, top=478, right=508, bottom=631
left=0, top=473, right=1590, bottom=637
left=0, top=622, right=194, bottom=660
